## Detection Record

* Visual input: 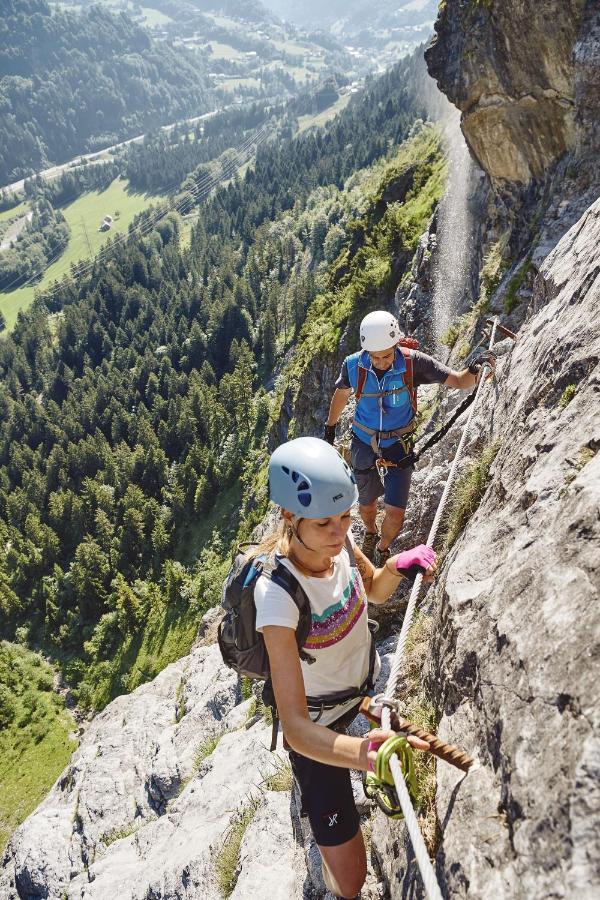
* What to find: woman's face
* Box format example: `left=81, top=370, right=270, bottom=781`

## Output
left=296, top=509, right=352, bottom=555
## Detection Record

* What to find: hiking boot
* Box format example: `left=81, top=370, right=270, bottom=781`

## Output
left=376, top=545, right=391, bottom=566
left=362, top=532, right=379, bottom=562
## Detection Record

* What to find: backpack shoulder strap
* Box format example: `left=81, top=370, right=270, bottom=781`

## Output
left=266, top=559, right=315, bottom=665
left=355, top=365, right=369, bottom=401
left=344, top=534, right=357, bottom=568
left=399, top=346, right=417, bottom=413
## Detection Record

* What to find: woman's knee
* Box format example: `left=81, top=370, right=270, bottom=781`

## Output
left=322, top=859, right=367, bottom=899
left=320, top=831, right=367, bottom=898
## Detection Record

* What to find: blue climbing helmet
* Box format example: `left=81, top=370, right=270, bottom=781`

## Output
left=269, top=437, right=358, bottom=518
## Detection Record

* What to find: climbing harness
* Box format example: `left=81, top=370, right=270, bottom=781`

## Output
left=376, top=317, right=516, bottom=900
left=349, top=342, right=419, bottom=453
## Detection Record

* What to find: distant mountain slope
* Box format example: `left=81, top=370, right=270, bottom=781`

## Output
left=0, top=0, right=213, bottom=185
left=261, top=0, right=437, bottom=33
left=184, top=0, right=274, bottom=20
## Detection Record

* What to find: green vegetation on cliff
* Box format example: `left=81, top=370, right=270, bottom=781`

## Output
left=281, top=124, right=446, bottom=426
left=0, top=642, right=76, bottom=853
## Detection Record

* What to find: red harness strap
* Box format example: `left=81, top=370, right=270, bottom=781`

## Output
left=355, top=341, right=418, bottom=410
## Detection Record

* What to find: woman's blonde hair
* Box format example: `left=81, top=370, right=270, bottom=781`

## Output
left=247, top=516, right=293, bottom=560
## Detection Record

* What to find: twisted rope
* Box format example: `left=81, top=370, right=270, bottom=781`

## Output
left=380, top=318, right=499, bottom=900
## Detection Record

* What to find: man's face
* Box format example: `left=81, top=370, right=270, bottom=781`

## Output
left=368, top=346, right=396, bottom=370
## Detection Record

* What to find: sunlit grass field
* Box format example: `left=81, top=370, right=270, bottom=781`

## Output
left=298, top=93, right=352, bottom=133
left=0, top=178, right=163, bottom=330
left=208, top=41, right=246, bottom=60
left=0, top=200, right=28, bottom=226
left=139, top=6, right=173, bottom=27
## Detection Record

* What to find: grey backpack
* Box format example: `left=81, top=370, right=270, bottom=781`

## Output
left=217, top=547, right=315, bottom=680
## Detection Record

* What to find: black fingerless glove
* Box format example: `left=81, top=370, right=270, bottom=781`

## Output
left=468, top=348, right=497, bottom=375
left=323, top=424, right=336, bottom=445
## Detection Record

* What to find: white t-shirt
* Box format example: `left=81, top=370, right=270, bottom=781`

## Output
left=254, top=538, right=379, bottom=726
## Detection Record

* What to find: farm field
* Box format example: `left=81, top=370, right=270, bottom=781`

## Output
left=297, top=92, right=352, bottom=133
left=272, top=38, right=308, bottom=57
left=208, top=41, right=246, bottom=60
left=139, top=6, right=173, bottom=27
left=219, top=77, right=261, bottom=93
left=0, top=178, right=163, bottom=330
left=0, top=201, right=28, bottom=226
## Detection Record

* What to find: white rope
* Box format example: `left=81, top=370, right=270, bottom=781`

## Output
left=380, top=318, right=498, bottom=900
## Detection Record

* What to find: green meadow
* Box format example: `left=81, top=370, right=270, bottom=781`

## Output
left=0, top=200, right=28, bottom=226
left=0, top=178, right=163, bottom=330
left=298, top=93, right=352, bottom=133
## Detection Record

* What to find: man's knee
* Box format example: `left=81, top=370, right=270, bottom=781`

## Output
left=360, top=499, right=377, bottom=518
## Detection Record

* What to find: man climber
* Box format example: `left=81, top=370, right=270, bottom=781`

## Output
left=324, top=310, right=495, bottom=564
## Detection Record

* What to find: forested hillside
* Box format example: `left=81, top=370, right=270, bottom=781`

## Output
left=0, top=0, right=213, bottom=185
left=0, top=52, right=434, bottom=709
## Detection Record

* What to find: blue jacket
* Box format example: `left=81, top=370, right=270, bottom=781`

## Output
left=346, top=349, right=415, bottom=449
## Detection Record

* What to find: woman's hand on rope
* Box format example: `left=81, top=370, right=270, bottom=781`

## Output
left=386, top=545, right=438, bottom=583
left=365, top=728, right=430, bottom=771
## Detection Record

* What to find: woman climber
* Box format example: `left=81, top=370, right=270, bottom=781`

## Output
left=254, top=436, right=437, bottom=899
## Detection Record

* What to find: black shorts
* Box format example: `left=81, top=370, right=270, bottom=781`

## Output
left=350, top=435, right=414, bottom=509
left=289, top=749, right=360, bottom=847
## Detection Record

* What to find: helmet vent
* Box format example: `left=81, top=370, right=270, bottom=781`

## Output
left=297, top=479, right=309, bottom=491
left=298, top=491, right=312, bottom=508
left=281, top=466, right=290, bottom=475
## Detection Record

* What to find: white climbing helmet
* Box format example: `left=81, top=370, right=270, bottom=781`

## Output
left=359, top=310, right=403, bottom=352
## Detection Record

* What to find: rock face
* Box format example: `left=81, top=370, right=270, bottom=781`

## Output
left=426, top=197, right=600, bottom=898
left=0, top=616, right=307, bottom=899
left=425, top=0, right=591, bottom=185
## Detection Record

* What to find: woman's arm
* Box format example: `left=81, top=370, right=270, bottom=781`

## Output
left=263, top=625, right=391, bottom=770
left=354, top=544, right=409, bottom=605
left=353, top=544, right=436, bottom=605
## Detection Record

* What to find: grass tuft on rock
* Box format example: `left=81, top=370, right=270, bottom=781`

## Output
left=216, top=797, right=261, bottom=896
left=444, top=442, right=500, bottom=551
left=194, top=731, right=225, bottom=769
left=100, top=821, right=141, bottom=848
left=504, top=257, right=532, bottom=313
left=558, top=384, right=576, bottom=409
left=262, top=759, right=293, bottom=792
left=392, top=614, right=440, bottom=855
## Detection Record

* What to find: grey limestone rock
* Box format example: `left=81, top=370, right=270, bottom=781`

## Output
left=428, top=197, right=599, bottom=898
left=0, top=643, right=308, bottom=900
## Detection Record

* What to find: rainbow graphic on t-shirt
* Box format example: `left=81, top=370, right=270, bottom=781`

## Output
left=304, top=569, right=366, bottom=650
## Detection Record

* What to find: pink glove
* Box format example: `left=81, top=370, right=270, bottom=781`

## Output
left=367, top=740, right=381, bottom=772
left=393, top=544, right=437, bottom=581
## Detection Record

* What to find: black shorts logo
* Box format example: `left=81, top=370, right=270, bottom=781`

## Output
left=321, top=808, right=342, bottom=829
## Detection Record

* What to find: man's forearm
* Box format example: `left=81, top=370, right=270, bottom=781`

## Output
left=327, top=389, right=351, bottom=425
left=445, top=368, right=478, bottom=390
